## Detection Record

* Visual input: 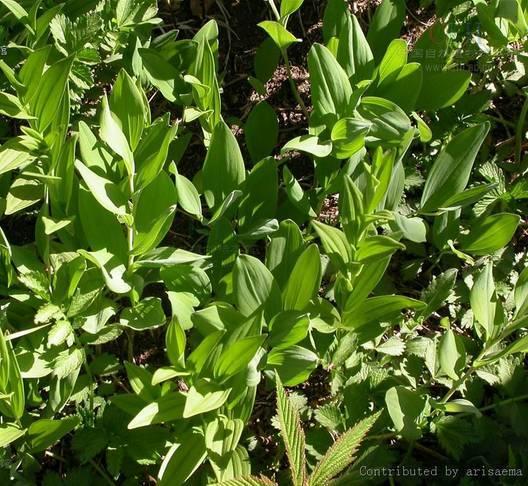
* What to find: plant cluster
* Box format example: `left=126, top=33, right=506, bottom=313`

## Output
left=0, top=0, right=527, bottom=484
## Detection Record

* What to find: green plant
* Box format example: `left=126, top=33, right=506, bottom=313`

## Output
left=0, top=0, right=528, bottom=484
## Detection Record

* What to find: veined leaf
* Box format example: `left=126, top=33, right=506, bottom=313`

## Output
left=420, top=123, right=490, bottom=213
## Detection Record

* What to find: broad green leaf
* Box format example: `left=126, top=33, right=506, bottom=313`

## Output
left=245, top=101, right=278, bottom=163
left=134, top=247, right=208, bottom=268
left=280, top=0, right=304, bottom=17
left=308, top=43, right=352, bottom=118
left=443, top=399, right=482, bottom=417
left=377, top=62, right=423, bottom=112
left=342, top=295, right=426, bottom=329
left=393, top=214, right=427, bottom=243
left=416, top=70, right=471, bottom=111
left=440, top=183, right=498, bottom=211
left=275, top=375, right=306, bottom=486
left=78, top=187, right=128, bottom=262
left=258, top=21, right=300, bottom=50
left=385, top=386, right=429, bottom=441
left=166, top=319, right=186, bottom=367
left=357, top=97, right=411, bottom=146
left=214, top=335, right=266, bottom=380
left=125, top=362, right=159, bottom=402
left=110, top=70, right=145, bottom=151
left=28, top=417, right=80, bottom=452
left=420, top=123, right=490, bottom=213
left=5, top=176, right=43, bottom=215
left=99, top=95, right=134, bottom=176
left=439, top=329, right=466, bottom=380
left=282, top=135, right=332, bottom=158
left=367, top=0, right=406, bottom=61
left=0, top=423, right=25, bottom=448
left=233, top=255, right=282, bottom=318
left=337, top=13, right=375, bottom=82
left=175, top=173, right=202, bottom=220
left=311, top=220, right=351, bottom=268
left=132, top=172, right=177, bottom=255
left=0, top=140, right=35, bottom=176
left=267, top=345, right=318, bottom=386
left=120, top=298, right=166, bottom=331
left=266, top=219, right=304, bottom=287
left=459, top=213, right=520, bottom=255
left=355, top=235, right=405, bottom=262
left=254, top=38, right=281, bottom=84
left=238, top=157, right=278, bottom=229
left=135, top=116, right=177, bottom=190
left=78, top=249, right=130, bottom=294
left=282, top=244, right=322, bottom=311
left=183, top=380, right=231, bottom=418
left=205, top=416, right=245, bottom=459
left=74, top=160, right=127, bottom=217
left=345, top=257, right=390, bottom=308
left=470, top=262, right=499, bottom=338
left=283, top=166, right=316, bottom=218
left=377, top=39, right=408, bottom=84
left=330, top=118, right=369, bottom=159
left=268, top=312, right=310, bottom=350
left=0, top=92, right=32, bottom=119
left=128, top=392, right=186, bottom=429
left=158, top=430, right=207, bottom=486
left=28, top=57, right=73, bottom=132
left=203, top=121, right=245, bottom=209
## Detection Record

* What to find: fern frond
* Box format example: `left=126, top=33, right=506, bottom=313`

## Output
left=308, top=411, right=381, bottom=486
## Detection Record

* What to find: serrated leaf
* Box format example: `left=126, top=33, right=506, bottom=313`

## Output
left=275, top=374, right=306, bottom=486
left=309, top=412, right=380, bottom=485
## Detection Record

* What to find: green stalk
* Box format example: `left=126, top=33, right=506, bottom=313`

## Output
left=266, top=0, right=309, bottom=119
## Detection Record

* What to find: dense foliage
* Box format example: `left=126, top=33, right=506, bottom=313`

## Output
left=0, top=0, right=527, bottom=484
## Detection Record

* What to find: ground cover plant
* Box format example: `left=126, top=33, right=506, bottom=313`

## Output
left=0, top=0, right=527, bottom=484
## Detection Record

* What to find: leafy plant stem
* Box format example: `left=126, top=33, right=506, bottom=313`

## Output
left=266, top=0, right=309, bottom=118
